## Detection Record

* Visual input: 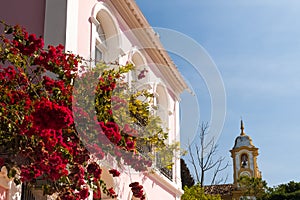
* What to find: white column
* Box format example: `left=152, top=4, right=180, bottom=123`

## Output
left=65, top=0, right=79, bottom=53
left=174, top=101, right=181, bottom=188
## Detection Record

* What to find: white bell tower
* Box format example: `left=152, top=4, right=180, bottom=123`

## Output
left=230, top=120, right=261, bottom=187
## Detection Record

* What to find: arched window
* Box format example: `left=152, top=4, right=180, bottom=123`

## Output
left=90, top=3, right=121, bottom=64
left=130, top=50, right=149, bottom=84
left=155, top=84, right=169, bottom=130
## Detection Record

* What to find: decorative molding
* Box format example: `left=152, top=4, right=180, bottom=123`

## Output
left=145, top=170, right=183, bottom=197
left=109, top=0, right=188, bottom=96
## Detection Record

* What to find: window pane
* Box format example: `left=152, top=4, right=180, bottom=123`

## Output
left=95, top=47, right=102, bottom=64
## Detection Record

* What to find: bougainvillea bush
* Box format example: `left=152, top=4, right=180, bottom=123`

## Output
left=0, top=22, right=171, bottom=200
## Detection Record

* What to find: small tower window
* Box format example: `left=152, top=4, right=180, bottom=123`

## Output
left=241, top=154, right=248, bottom=168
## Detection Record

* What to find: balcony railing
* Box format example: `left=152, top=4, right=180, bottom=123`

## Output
left=158, top=166, right=173, bottom=181
left=155, top=152, right=173, bottom=181
left=21, top=183, right=36, bottom=200
left=136, top=141, right=173, bottom=181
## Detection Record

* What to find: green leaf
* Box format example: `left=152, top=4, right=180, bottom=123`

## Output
left=8, top=168, right=17, bottom=178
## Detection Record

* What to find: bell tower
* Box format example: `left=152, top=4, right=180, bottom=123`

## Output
left=230, top=120, right=261, bottom=186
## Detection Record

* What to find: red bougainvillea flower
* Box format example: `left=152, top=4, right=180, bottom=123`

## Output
left=93, top=189, right=101, bottom=200
left=0, top=158, right=4, bottom=167
left=32, top=98, right=73, bottom=130
left=0, top=23, right=161, bottom=200
left=129, top=182, right=146, bottom=200
left=125, top=137, right=136, bottom=151
left=98, top=121, right=121, bottom=144
left=79, top=188, right=89, bottom=199
left=87, top=162, right=102, bottom=180
left=108, top=169, right=120, bottom=177
left=108, top=187, right=117, bottom=198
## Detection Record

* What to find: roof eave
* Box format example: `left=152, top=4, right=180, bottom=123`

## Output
left=110, top=0, right=189, bottom=96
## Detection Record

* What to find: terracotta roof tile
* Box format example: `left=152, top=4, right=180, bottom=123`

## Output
left=204, top=184, right=236, bottom=196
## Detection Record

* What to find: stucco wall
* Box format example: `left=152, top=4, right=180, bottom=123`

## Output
left=116, top=172, right=177, bottom=200
left=0, top=0, right=45, bottom=37
left=0, top=0, right=183, bottom=199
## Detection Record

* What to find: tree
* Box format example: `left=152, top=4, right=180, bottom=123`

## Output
left=266, top=181, right=300, bottom=200
left=0, top=22, right=171, bottom=200
left=187, top=122, right=229, bottom=187
left=181, top=184, right=221, bottom=200
left=238, top=176, right=268, bottom=200
left=181, top=158, right=195, bottom=189
left=272, top=181, right=300, bottom=194
left=237, top=178, right=300, bottom=200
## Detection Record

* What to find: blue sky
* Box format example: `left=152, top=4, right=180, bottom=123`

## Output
left=136, top=0, right=300, bottom=186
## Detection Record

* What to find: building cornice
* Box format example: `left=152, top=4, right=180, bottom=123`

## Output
left=145, top=170, right=184, bottom=197
left=109, top=0, right=189, bottom=97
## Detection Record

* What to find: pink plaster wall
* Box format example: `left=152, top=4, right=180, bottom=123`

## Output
left=76, top=0, right=97, bottom=58
left=0, top=186, right=7, bottom=200
left=117, top=172, right=177, bottom=200
left=0, top=1, right=181, bottom=198
left=142, top=176, right=176, bottom=200
left=0, top=0, right=46, bottom=37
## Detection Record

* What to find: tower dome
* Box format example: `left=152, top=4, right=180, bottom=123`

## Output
left=233, top=120, right=254, bottom=149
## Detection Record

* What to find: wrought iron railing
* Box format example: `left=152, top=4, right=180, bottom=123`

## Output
left=158, top=166, right=173, bottom=181
left=21, top=183, right=36, bottom=200
left=136, top=140, right=152, bottom=155
left=136, top=141, right=173, bottom=181
left=155, top=152, right=173, bottom=181
left=133, top=113, right=174, bottom=181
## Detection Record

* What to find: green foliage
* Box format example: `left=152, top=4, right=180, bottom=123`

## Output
left=181, top=158, right=195, bottom=189
left=238, top=176, right=268, bottom=200
left=238, top=178, right=300, bottom=200
left=266, top=181, right=300, bottom=200
left=272, top=181, right=300, bottom=194
left=181, top=184, right=221, bottom=200
left=74, top=62, right=176, bottom=168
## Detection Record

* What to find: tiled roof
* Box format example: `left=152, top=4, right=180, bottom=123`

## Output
left=204, top=184, right=236, bottom=196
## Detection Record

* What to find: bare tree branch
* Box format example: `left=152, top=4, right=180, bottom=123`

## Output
left=210, top=157, right=229, bottom=185
left=187, top=122, right=229, bottom=187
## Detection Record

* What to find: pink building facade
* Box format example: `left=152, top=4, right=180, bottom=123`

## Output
left=0, top=1, right=188, bottom=199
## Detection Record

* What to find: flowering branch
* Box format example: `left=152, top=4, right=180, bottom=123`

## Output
left=0, top=22, right=175, bottom=200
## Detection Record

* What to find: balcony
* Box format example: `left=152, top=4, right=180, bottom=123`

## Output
left=21, top=183, right=36, bottom=200
left=136, top=141, right=173, bottom=181
left=155, top=152, right=173, bottom=181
